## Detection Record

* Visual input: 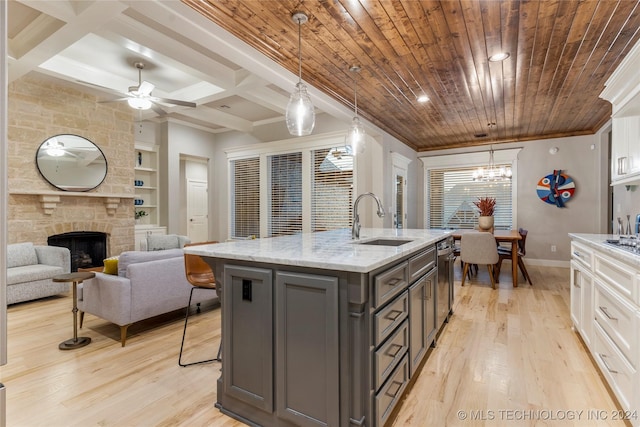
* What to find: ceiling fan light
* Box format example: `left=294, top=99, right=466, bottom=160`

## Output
left=127, top=97, right=152, bottom=110
left=45, top=139, right=65, bottom=157
left=286, top=82, right=315, bottom=136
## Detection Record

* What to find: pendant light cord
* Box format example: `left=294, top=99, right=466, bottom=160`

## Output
left=297, top=16, right=302, bottom=83
left=354, top=74, right=358, bottom=117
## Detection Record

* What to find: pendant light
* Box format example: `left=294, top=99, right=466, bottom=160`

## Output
left=345, top=65, right=365, bottom=154
left=286, top=11, right=315, bottom=136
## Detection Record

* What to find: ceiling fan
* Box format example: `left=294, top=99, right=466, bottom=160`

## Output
left=100, top=62, right=196, bottom=115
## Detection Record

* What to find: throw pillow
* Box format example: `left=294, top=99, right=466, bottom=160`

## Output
left=103, top=256, right=119, bottom=275
left=7, top=242, right=39, bottom=268
left=147, top=234, right=180, bottom=251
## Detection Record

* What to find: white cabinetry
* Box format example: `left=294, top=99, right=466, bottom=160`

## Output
left=601, top=38, right=640, bottom=186
left=570, top=237, right=639, bottom=426
left=570, top=241, right=594, bottom=346
left=611, top=117, right=640, bottom=184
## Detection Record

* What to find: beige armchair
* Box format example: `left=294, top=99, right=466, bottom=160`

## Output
left=460, top=232, right=499, bottom=289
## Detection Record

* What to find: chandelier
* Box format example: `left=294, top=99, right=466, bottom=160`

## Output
left=473, top=146, right=512, bottom=181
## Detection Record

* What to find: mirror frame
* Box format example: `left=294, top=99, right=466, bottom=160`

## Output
left=35, top=134, right=108, bottom=192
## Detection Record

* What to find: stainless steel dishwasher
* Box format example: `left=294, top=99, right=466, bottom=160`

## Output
left=436, top=237, right=455, bottom=331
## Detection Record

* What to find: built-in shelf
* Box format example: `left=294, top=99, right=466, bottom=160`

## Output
left=9, top=190, right=134, bottom=215
left=135, top=143, right=161, bottom=226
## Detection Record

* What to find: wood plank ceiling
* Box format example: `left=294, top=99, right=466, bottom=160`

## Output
left=183, top=0, right=640, bottom=152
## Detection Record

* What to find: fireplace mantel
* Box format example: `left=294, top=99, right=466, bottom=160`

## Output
left=10, top=190, right=134, bottom=215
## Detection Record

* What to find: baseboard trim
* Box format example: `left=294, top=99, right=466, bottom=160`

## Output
left=523, top=258, right=570, bottom=268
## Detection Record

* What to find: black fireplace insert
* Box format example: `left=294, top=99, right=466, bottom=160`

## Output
left=48, top=231, right=107, bottom=272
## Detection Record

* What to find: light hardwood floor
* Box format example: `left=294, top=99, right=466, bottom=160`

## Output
left=0, top=263, right=629, bottom=427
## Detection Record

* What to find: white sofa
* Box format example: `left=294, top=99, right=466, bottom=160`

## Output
left=6, top=242, right=71, bottom=304
left=77, top=248, right=217, bottom=346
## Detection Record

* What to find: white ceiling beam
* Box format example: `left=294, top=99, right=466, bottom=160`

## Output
left=9, top=1, right=127, bottom=82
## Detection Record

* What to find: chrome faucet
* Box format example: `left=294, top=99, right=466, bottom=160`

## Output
left=352, top=192, right=385, bottom=239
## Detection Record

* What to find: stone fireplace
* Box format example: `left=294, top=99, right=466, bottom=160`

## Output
left=7, top=75, right=136, bottom=256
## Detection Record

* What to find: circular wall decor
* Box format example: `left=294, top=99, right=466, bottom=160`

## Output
left=536, top=169, right=575, bottom=208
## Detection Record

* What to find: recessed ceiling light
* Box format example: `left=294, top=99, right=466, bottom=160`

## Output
left=489, top=52, right=510, bottom=62
left=417, top=94, right=429, bottom=103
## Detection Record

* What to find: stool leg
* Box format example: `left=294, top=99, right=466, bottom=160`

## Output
left=179, top=287, right=221, bottom=367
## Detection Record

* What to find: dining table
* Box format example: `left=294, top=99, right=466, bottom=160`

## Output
left=451, top=229, right=523, bottom=287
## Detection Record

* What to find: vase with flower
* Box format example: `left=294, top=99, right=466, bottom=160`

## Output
left=473, top=196, right=496, bottom=232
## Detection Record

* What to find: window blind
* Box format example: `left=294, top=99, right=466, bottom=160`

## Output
left=311, top=148, right=353, bottom=231
left=269, top=152, right=302, bottom=236
left=428, top=166, right=512, bottom=229
left=231, top=157, right=260, bottom=238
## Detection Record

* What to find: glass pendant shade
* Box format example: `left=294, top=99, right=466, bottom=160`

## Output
left=286, top=82, right=315, bottom=136
left=127, top=97, right=152, bottom=110
left=345, top=116, right=365, bottom=154
left=287, top=11, right=315, bottom=136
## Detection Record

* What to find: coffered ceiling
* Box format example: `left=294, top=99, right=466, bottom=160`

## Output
left=7, top=0, right=640, bottom=152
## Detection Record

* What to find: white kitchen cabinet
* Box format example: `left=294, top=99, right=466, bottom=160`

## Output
left=570, top=235, right=640, bottom=426
left=611, top=116, right=640, bottom=184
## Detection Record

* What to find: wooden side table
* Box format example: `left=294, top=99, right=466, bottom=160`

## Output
left=53, top=272, right=95, bottom=350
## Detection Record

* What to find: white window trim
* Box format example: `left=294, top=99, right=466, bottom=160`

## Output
left=226, top=131, right=356, bottom=238
left=420, top=148, right=521, bottom=228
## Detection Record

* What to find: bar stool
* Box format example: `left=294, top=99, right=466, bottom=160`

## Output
left=179, top=241, right=221, bottom=367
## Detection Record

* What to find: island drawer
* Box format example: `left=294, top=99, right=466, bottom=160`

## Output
left=593, top=323, right=635, bottom=412
left=375, top=354, right=409, bottom=427
left=571, top=241, right=593, bottom=270
left=374, top=290, right=408, bottom=346
left=374, top=319, right=408, bottom=390
left=373, top=261, right=408, bottom=309
left=408, top=245, right=436, bottom=283
left=594, top=252, right=636, bottom=304
left=594, top=280, right=637, bottom=367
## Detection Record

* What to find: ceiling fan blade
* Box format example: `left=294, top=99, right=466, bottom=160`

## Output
left=149, top=97, right=196, bottom=108
left=138, top=81, right=155, bottom=96
left=98, top=98, right=130, bottom=103
left=150, top=102, right=167, bottom=116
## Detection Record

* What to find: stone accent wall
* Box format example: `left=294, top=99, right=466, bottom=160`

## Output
left=7, top=74, right=136, bottom=255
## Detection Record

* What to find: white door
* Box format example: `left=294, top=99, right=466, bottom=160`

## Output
left=187, top=179, right=208, bottom=242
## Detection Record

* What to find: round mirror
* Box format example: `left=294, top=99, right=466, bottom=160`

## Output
left=36, top=134, right=108, bottom=192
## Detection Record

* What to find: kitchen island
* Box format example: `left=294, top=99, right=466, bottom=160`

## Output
left=186, top=228, right=453, bottom=427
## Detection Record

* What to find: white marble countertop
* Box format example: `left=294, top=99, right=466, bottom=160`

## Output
left=185, top=228, right=453, bottom=273
left=569, top=233, right=640, bottom=268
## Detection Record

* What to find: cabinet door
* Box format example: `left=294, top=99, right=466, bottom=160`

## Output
left=627, top=116, right=640, bottom=176
left=580, top=270, right=594, bottom=347
left=275, top=271, right=339, bottom=427
left=611, top=118, right=627, bottom=181
left=408, top=268, right=436, bottom=377
left=223, top=265, right=273, bottom=412
left=570, top=261, right=583, bottom=331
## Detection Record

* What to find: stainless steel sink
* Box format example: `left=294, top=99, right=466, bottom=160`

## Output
left=354, top=238, right=413, bottom=246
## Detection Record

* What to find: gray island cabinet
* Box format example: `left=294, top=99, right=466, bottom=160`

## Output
left=186, top=228, right=453, bottom=427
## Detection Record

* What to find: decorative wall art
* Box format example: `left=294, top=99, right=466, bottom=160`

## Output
left=536, top=169, right=575, bottom=208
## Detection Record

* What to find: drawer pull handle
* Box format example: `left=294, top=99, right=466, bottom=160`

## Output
left=386, top=278, right=402, bottom=287
left=385, top=380, right=403, bottom=398
left=573, top=251, right=581, bottom=257
left=387, top=343, right=404, bottom=358
left=386, top=309, right=404, bottom=321
left=600, top=354, right=619, bottom=374
left=599, top=306, right=618, bottom=321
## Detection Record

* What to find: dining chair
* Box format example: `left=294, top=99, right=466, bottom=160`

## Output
left=495, top=228, right=533, bottom=285
left=179, top=241, right=221, bottom=367
left=460, top=232, right=499, bottom=289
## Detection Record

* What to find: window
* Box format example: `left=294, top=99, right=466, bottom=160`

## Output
left=428, top=166, right=512, bottom=229
left=311, top=148, right=353, bottom=231
left=269, top=152, right=302, bottom=236
left=231, top=157, right=260, bottom=238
